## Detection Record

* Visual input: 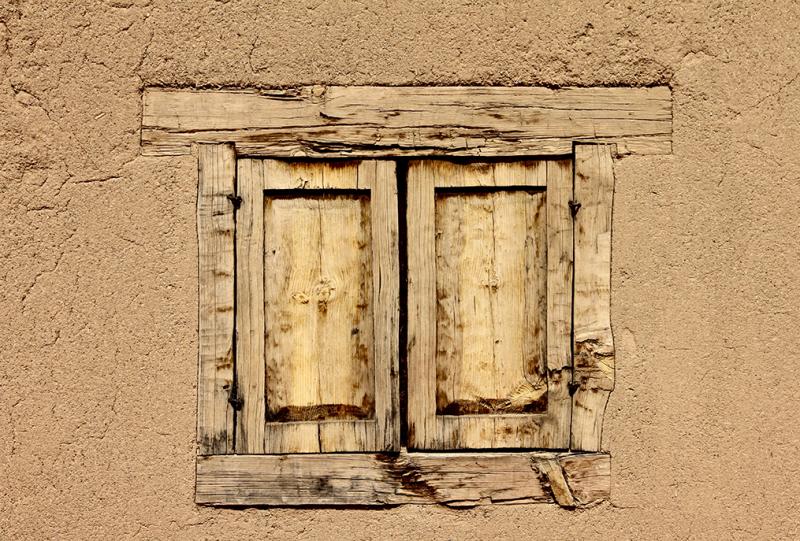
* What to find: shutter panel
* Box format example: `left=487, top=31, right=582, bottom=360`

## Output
left=236, top=160, right=399, bottom=453
left=407, top=160, right=573, bottom=449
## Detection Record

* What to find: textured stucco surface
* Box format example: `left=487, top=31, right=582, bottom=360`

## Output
left=2, top=1, right=800, bottom=539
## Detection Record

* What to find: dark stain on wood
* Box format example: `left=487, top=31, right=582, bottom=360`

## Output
left=215, top=350, right=233, bottom=370
left=438, top=395, right=547, bottom=415
left=267, top=403, right=372, bottom=422
left=375, top=454, right=438, bottom=500
left=199, top=430, right=231, bottom=455
left=574, top=338, right=615, bottom=368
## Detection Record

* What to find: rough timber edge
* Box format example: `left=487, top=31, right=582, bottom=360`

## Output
left=196, top=450, right=610, bottom=508
left=142, top=85, right=673, bottom=158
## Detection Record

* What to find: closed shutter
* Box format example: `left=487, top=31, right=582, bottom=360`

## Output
left=406, top=159, right=574, bottom=449
left=235, top=159, right=400, bottom=453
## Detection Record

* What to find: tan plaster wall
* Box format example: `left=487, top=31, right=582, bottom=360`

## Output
left=1, top=1, right=799, bottom=538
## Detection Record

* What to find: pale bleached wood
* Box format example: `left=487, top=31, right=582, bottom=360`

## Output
left=252, top=160, right=398, bottom=453
left=544, top=159, right=574, bottom=449
left=264, top=421, right=376, bottom=454
left=196, top=451, right=610, bottom=507
left=406, top=161, right=437, bottom=449
left=407, top=160, right=571, bottom=450
left=235, top=159, right=266, bottom=453
left=432, top=160, right=546, bottom=188
left=262, top=160, right=360, bottom=189
left=142, top=86, right=673, bottom=157
left=525, top=191, right=549, bottom=389
left=434, top=192, right=546, bottom=414
left=365, top=161, right=401, bottom=451
left=571, top=144, right=616, bottom=452
left=196, top=143, right=236, bottom=454
left=263, top=196, right=374, bottom=423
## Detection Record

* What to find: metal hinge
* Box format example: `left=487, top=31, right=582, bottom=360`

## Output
left=228, top=391, right=243, bottom=410
left=226, top=193, right=243, bottom=209
left=568, top=200, right=581, bottom=217
left=568, top=382, right=581, bottom=396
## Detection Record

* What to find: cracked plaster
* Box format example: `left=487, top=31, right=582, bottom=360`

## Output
left=1, top=0, right=799, bottom=539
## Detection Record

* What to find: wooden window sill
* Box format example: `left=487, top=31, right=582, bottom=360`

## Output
left=196, top=450, right=610, bottom=508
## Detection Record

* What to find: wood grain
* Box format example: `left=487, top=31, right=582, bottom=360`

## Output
left=196, top=143, right=236, bottom=454
left=434, top=191, right=547, bottom=415
left=235, top=159, right=266, bottom=453
left=544, top=159, right=574, bottom=448
left=571, top=144, right=616, bottom=452
left=236, top=160, right=399, bottom=453
left=407, top=160, right=571, bottom=450
left=406, top=161, right=437, bottom=449
left=142, top=86, right=672, bottom=157
left=196, top=450, right=610, bottom=507
left=364, top=161, right=401, bottom=451
left=264, top=195, right=374, bottom=422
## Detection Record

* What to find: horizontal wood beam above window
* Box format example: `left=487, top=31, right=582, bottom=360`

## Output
left=141, top=86, right=672, bottom=158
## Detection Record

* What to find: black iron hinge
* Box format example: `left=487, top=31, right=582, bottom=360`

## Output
left=226, top=193, right=243, bottom=209
left=568, top=200, right=581, bottom=217
left=228, top=389, right=243, bottom=410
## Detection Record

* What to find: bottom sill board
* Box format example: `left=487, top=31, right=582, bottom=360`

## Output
left=196, top=450, right=609, bottom=508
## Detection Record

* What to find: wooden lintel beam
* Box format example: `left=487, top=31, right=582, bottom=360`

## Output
left=142, top=86, right=672, bottom=158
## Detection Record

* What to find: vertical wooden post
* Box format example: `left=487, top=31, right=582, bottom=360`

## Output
left=406, top=161, right=437, bottom=449
left=196, top=143, right=236, bottom=454
left=235, top=159, right=266, bottom=453
left=571, top=144, right=616, bottom=452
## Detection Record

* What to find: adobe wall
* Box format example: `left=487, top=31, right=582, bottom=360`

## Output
left=1, top=1, right=798, bottom=538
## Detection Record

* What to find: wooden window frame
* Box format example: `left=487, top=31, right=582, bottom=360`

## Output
left=143, top=86, right=673, bottom=508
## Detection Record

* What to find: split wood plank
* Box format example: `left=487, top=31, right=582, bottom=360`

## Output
left=142, top=86, right=672, bottom=158
left=196, top=451, right=610, bottom=507
left=196, top=143, right=236, bottom=454
left=571, top=144, right=616, bottom=452
left=407, top=160, right=571, bottom=450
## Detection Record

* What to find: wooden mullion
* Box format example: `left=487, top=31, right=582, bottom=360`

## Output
left=196, top=143, right=237, bottom=454
left=571, top=144, right=616, bottom=452
left=362, top=161, right=401, bottom=451
left=406, top=161, right=437, bottom=449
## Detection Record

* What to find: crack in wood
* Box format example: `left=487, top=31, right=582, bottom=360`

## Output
left=375, top=454, right=439, bottom=500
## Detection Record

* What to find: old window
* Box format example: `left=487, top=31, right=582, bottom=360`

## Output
left=142, top=86, right=672, bottom=507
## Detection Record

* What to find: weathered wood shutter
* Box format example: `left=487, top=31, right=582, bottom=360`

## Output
left=149, top=85, right=663, bottom=506
left=235, top=159, right=400, bottom=453
left=406, top=159, right=574, bottom=449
